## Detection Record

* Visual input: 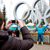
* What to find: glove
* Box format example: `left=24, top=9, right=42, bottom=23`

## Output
left=47, top=24, right=49, bottom=26
left=34, top=24, right=35, bottom=26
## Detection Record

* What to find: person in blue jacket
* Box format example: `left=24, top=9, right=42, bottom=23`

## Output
left=34, top=24, right=49, bottom=45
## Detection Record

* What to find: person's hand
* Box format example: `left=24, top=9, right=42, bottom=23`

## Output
left=5, top=20, right=12, bottom=29
left=47, top=24, right=49, bottom=26
left=15, top=19, right=23, bottom=28
left=34, top=24, right=35, bottom=26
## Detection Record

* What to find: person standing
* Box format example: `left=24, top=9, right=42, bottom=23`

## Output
left=12, top=31, right=16, bottom=37
left=34, top=24, right=49, bottom=45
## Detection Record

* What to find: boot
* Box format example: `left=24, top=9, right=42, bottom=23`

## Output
left=37, top=41, right=39, bottom=45
left=41, top=42, right=43, bottom=45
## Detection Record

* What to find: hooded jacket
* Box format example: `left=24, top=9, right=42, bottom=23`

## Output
left=0, top=26, right=33, bottom=50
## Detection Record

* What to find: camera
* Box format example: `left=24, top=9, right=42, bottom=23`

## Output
left=11, top=20, right=18, bottom=23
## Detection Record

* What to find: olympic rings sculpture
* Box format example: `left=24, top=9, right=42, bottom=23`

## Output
left=14, top=0, right=50, bottom=30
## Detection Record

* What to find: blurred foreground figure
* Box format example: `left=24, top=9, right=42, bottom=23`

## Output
left=0, top=11, right=34, bottom=50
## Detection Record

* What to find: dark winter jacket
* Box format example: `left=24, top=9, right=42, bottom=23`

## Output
left=0, top=26, right=34, bottom=50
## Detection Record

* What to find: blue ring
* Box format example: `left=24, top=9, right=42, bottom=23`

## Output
left=33, top=0, right=40, bottom=8
left=15, top=3, right=25, bottom=18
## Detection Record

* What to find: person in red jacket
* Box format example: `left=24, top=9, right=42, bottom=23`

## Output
left=12, top=31, right=15, bottom=37
left=0, top=11, right=34, bottom=50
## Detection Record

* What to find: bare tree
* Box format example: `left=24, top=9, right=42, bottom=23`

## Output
left=36, top=0, right=48, bottom=16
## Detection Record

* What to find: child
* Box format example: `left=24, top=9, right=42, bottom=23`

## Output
left=12, top=31, right=15, bottom=37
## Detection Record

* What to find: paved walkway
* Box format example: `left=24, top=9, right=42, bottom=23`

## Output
left=14, top=37, right=50, bottom=50
left=30, top=44, right=50, bottom=50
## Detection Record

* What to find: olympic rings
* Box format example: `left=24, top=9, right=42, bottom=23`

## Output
left=14, top=1, right=50, bottom=30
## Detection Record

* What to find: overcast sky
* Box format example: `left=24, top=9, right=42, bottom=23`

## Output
left=1, top=0, right=49, bottom=22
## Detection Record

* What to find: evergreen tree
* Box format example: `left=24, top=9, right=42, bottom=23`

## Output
left=2, top=5, right=6, bottom=26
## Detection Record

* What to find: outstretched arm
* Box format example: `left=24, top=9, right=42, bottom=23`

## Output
left=35, top=26, right=38, bottom=30
left=43, top=26, right=47, bottom=29
left=43, top=24, right=49, bottom=29
left=34, top=24, right=38, bottom=30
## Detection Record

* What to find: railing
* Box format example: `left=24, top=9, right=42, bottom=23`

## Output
left=19, top=32, right=50, bottom=35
